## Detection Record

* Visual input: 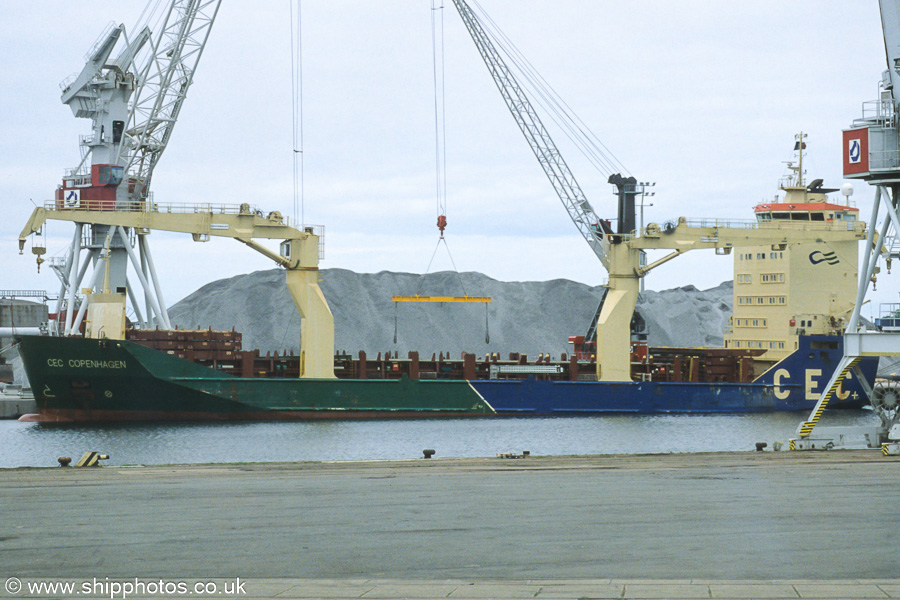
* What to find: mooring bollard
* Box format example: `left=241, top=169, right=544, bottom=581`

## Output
left=58, top=456, right=72, bottom=467
left=423, top=449, right=436, bottom=459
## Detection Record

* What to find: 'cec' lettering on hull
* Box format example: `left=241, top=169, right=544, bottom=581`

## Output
left=47, top=358, right=127, bottom=369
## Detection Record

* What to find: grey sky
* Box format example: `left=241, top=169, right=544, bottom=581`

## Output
left=2, top=1, right=897, bottom=317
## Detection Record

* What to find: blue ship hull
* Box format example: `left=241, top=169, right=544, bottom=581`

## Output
left=471, top=336, right=877, bottom=414
left=15, top=334, right=875, bottom=421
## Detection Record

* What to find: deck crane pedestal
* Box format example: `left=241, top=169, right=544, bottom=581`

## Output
left=790, top=0, right=900, bottom=453
left=452, top=0, right=866, bottom=382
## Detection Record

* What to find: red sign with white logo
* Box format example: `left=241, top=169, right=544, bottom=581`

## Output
left=843, top=127, right=869, bottom=176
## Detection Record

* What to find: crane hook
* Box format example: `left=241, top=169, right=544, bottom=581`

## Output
left=437, top=215, right=447, bottom=238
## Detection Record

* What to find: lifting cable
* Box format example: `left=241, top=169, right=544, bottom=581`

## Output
left=392, top=2, right=490, bottom=344
left=468, top=0, right=630, bottom=179
left=432, top=0, right=448, bottom=228
left=275, top=0, right=304, bottom=352
left=290, top=0, right=305, bottom=226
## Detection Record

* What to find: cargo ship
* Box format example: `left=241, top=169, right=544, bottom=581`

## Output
left=11, top=5, right=877, bottom=421
left=12, top=330, right=875, bottom=421
left=24, top=133, right=886, bottom=422
left=14, top=130, right=878, bottom=422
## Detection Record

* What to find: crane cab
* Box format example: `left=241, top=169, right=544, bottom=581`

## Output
left=56, top=164, right=125, bottom=210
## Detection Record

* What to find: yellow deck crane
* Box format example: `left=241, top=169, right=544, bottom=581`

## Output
left=19, top=206, right=335, bottom=379
left=451, top=0, right=867, bottom=381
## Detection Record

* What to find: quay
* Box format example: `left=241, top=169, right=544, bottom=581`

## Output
left=0, top=451, right=898, bottom=599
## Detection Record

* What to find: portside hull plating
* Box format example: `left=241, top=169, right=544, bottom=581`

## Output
left=15, top=334, right=876, bottom=422
left=473, top=335, right=876, bottom=415
left=16, top=336, right=493, bottom=422
left=472, top=379, right=783, bottom=413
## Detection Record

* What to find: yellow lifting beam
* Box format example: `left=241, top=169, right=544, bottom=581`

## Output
left=392, top=295, right=492, bottom=343
left=391, top=295, right=491, bottom=303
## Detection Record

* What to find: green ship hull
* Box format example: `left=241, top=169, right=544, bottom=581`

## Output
left=16, top=336, right=494, bottom=422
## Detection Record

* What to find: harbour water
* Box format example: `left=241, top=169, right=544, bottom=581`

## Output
left=0, top=410, right=883, bottom=468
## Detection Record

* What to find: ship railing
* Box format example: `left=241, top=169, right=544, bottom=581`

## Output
left=875, top=303, right=900, bottom=331
left=682, top=218, right=758, bottom=229
left=682, top=218, right=864, bottom=234
left=59, top=72, right=79, bottom=93
left=682, top=218, right=860, bottom=232
left=0, top=290, right=49, bottom=300
left=83, top=21, right=117, bottom=63
left=856, top=98, right=897, bottom=128
left=62, top=167, right=91, bottom=180
left=776, top=175, right=796, bottom=189
left=58, top=21, right=116, bottom=93
left=632, top=217, right=862, bottom=239
left=884, top=232, right=900, bottom=259
left=878, top=303, right=900, bottom=318
left=868, top=148, right=900, bottom=171
left=43, top=200, right=305, bottom=230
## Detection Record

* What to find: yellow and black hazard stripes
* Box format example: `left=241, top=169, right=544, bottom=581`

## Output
left=797, top=358, right=861, bottom=437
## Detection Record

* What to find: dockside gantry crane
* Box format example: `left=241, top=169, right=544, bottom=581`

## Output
left=790, top=0, right=900, bottom=451
left=452, top=0, right=867, bottom=381
left=18, top=0, right=336, bottom=378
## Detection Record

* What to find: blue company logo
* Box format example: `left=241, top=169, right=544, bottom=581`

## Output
left=809, top=250, right=839, bottom=265
left=849, top=138, right=861, bottom=164
left=64, top=190, right=79, bottom=208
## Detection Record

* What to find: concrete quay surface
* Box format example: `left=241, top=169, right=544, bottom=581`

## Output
left=0, top=450, right=898, bottom=599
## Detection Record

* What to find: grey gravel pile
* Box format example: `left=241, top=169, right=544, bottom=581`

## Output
left=168, top=269, right=733, bottom=358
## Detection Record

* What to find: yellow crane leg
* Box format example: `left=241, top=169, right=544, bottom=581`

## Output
left=594, top=285, right=639, bottom=382
left=285, top=269, right=335, bottom=379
